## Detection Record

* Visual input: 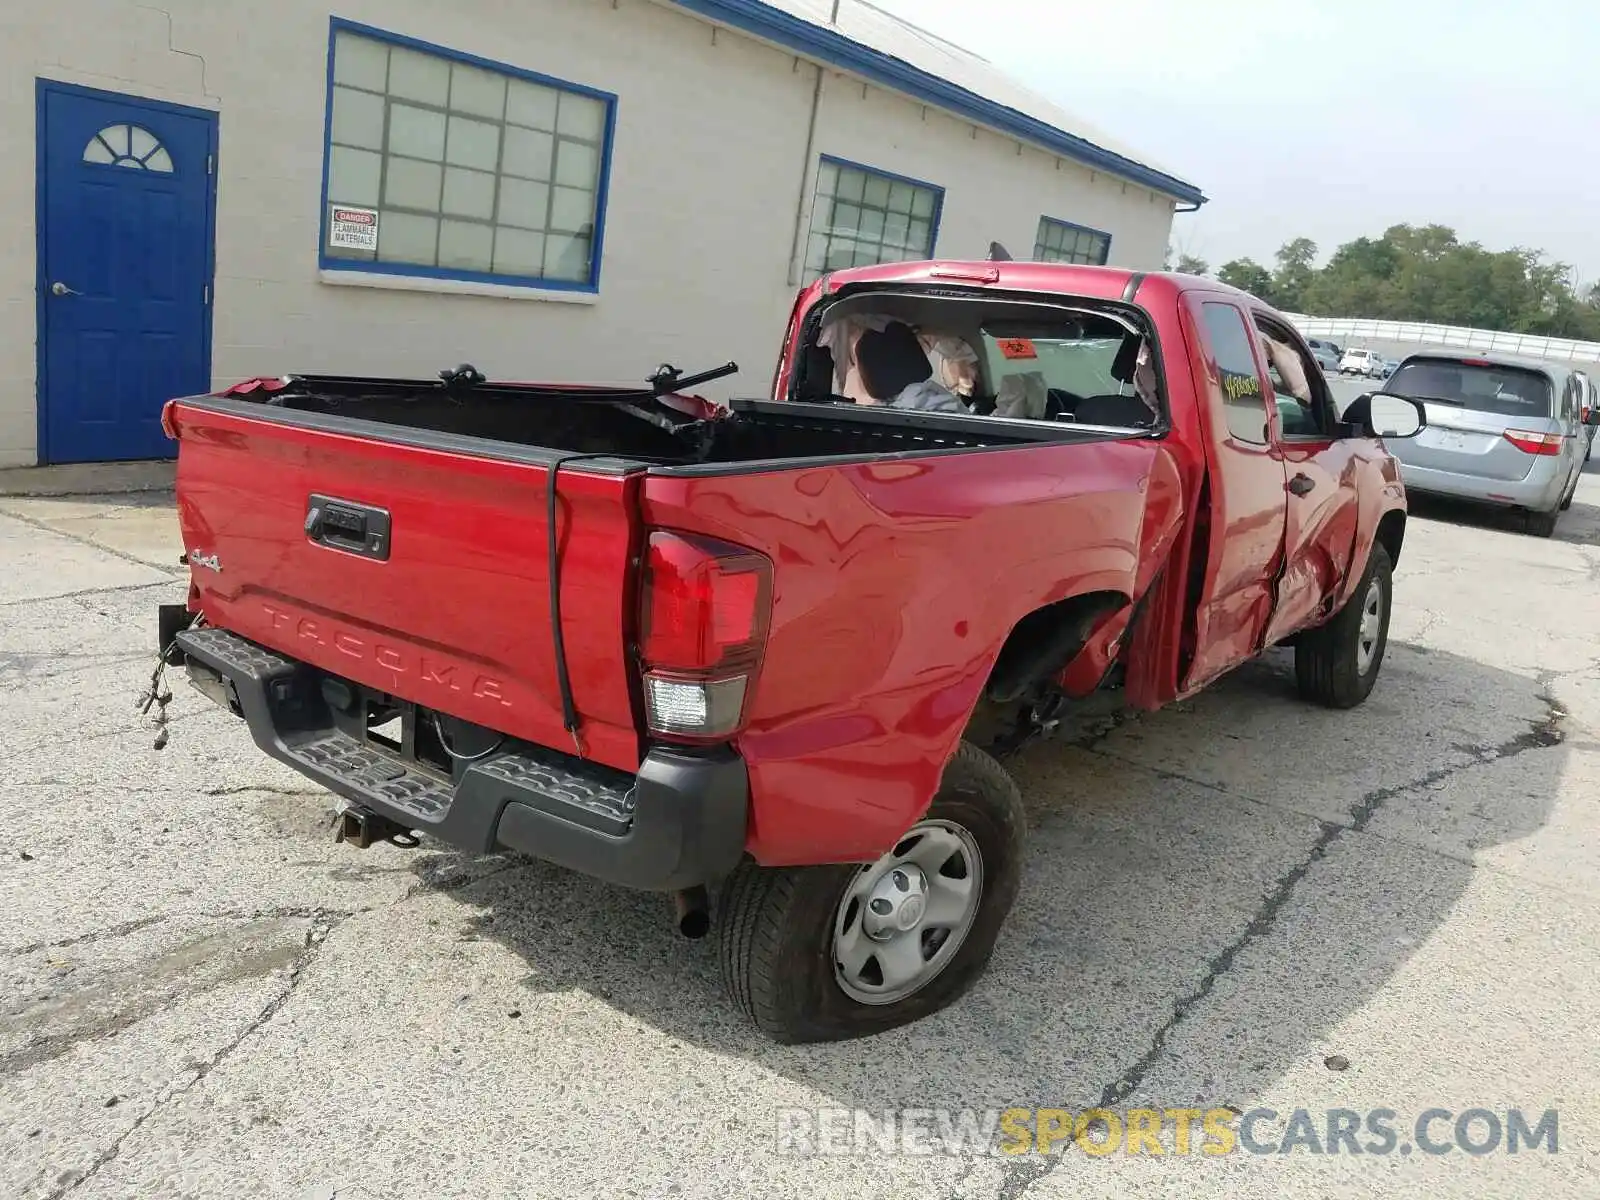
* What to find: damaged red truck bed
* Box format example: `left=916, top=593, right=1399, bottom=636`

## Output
left=159, top=261, right=1425, bottom=1043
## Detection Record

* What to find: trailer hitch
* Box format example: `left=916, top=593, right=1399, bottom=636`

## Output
left=332, top=803, right=420, bottom=850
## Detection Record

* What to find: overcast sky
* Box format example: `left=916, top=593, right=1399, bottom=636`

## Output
left=868, top=0, right=1599, bottom=287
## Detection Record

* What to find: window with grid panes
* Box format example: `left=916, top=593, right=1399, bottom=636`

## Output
left=1033, top=217, right=1111, bottom=266
left=803, top=159, right=941, bottom=279
left=323, top=27, right=612, bottom=286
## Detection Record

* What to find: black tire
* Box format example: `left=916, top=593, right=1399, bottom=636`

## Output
left=1295, top=544, right=1393, bottom=709
left=1523, top=504, right=1559, bottom=536
left=715, top=741, right=1026, bottom=1044
left=1559, top=471, right=1578, bottom=512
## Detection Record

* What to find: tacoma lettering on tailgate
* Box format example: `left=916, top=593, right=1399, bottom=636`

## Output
left=261, top=602, right=511, bottom=706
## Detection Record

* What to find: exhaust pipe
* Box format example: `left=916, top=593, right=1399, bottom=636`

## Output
left=672, top=886, right=711, bottom=939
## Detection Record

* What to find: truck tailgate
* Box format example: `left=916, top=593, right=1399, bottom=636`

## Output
left=170, top=399, right=644, bottom=772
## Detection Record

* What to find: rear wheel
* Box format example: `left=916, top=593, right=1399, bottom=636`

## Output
left=1525, top=506, right=1560, bottom=537
left=1559, top=471, right=1579, bottom=512
left=715, top=741, right=1025, bottom=1044
left=1295, top=544, right=1393, bottom=709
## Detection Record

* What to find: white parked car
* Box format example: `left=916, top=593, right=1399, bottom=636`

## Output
left=1340, top=348, right=1384, bottom=377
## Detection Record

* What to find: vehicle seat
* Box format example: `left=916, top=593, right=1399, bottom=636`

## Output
left=1074, top=393, right=1154, bottom=427
left=856, top=322, right=934, bottom=401
left=1045, top=388, right=1079, bottom=419
left=793, top=342, right=837, bottom=402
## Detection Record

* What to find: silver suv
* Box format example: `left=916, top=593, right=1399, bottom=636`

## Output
left=1381, top=353, right=1587, bottom=537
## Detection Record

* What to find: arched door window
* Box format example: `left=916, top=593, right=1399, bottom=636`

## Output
left=82, top=124, right=173, bottom=173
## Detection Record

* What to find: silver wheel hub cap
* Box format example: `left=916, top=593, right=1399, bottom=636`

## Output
left=833, top=820, right=984, bottom=1006
left=1356, top=579, right=1384, bottom=675
left=865, top=866, right=929, bottom=937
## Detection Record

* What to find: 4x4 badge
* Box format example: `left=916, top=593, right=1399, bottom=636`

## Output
left=189, top=551, right=222, bottom=573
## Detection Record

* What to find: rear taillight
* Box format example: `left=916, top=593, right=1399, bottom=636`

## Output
left=638, top=531, right=772, bottom=741
left=160, top=400, right=181, bottom=440
left=1503, top=430, right=1565, bottom=456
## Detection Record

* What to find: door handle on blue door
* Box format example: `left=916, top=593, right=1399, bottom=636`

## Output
left=1288, top=473, right=1316, bottom=496
left=50, top=282, right=80, bottom=297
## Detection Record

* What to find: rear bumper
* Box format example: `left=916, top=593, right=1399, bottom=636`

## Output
left=174, top=625, right=748, bottom=892
left=1396, top=459, right=1566, bottom=512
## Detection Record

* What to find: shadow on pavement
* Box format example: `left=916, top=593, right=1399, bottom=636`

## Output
left=411, top=640, right=1567, bottom=1125
left=1406, top=491, right=1600, bottom=547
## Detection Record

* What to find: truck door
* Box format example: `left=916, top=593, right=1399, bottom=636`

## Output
left=1252, top=313, right=1362, bottom=646
left=1177, top=295, right=1290, bottom=693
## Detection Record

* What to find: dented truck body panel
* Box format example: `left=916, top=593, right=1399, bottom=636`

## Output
left=643, top=437, right=1166, bottom=865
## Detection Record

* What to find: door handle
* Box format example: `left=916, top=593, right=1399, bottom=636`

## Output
left=50, top=281, right=81, bottom=297
left=305, top=494, right=391, bottom=561
left=1288, top=473, right=1316, bottom=497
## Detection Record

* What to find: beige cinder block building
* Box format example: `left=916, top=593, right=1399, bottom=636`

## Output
left=5, top=0, right=1204, bottom=467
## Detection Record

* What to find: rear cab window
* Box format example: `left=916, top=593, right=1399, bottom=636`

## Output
left=793, top=290, right=1166, bottom=430
left=1387, top=357, right=1554, bottom=420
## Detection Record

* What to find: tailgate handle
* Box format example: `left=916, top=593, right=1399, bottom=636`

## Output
left=305, top=494, right=391, bottom=561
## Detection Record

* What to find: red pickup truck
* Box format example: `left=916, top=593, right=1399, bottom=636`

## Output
left=158, top=262, right=1426, bottom=1044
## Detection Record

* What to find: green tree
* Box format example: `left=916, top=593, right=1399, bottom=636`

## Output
left=1217, top=258, right=1275, bottom=301
left=1173, top=253, right=1210, bottom=276
left=1259, top=222, right=1600, bottom=341
left=1271, top=238, right=1318, bottom=311
left=1301, top=237, right=1400, bottom=317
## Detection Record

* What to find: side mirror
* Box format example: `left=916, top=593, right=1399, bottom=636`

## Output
left=1339, top=392, right=1426, bottom=439
left=1366, top=393, right=1426, bottom=439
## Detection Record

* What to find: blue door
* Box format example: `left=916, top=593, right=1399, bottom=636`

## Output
left=36, top=82, right=217, bottom=463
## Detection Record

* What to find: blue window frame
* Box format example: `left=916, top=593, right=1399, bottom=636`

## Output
left=803, top=155, right=943, bottom=280
left=1034, top=216, right=1111, bottom=266
left=318, top=19, right=617, bottom=292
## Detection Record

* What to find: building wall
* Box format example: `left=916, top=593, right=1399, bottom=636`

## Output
left=803, top=71, right=1178, bottom=273
left=0, top=0, right=1180, bottom=467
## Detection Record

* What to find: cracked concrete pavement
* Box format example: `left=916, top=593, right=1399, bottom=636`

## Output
left=2, top=451, right=1599, bottom=1199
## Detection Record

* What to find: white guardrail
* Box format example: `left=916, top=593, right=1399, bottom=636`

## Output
left=1282, top=314, right=1600, bottom=367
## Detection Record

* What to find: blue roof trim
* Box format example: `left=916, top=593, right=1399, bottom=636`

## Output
left=665, top=0, right=1207, bottom=206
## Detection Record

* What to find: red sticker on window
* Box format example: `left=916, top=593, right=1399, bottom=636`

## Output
left=997, top=338, right=1037, bottom=360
